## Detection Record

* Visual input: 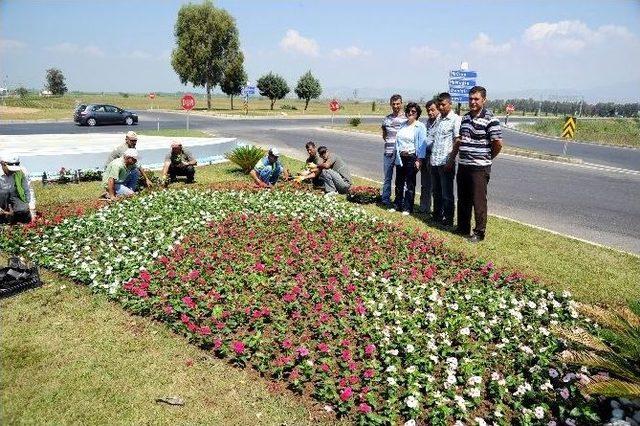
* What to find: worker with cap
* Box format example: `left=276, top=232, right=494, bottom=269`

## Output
left=101, top=148, right=140, bottom=200
left=161, top=141, right=197, bottom=186
left=105, top=131, right=152, bottom=189
left=0, top=153, right=36, bottom=224
left=250, top=146, right=289, bottom=188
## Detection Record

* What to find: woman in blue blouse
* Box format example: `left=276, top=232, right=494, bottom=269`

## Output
left=391, top=102, right=427, bottom=215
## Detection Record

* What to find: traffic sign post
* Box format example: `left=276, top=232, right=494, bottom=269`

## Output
left=448, top=69, right=477, bottom=114
left=241, top=85, right=256, bottom=116
left=149, top=92, right=156, bottom=110
left=181, top=93, right=196, bottom=130
left=505, top=104, right=515, bottom=124
left=561, top=116, right=577, bottom=156
left=329, top=99, right=340, bottom=124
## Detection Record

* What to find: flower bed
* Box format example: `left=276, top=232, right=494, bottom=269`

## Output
left=1, top=189, right=597, bottom=424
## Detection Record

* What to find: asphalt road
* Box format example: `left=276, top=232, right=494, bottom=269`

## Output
left=2, top=111, right=639, bottom=253
left=2, top=110, right=639, bottom=172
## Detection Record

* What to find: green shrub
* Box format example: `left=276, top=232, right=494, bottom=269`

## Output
left=348, top=117, right=361, bottom=127
left=225, top=145, right=265, bottom=174
left=280, top=104, right=297, bottom=110
left=556, top=301, right=640, bottom=398
left=371, top=100, right=376, bottom=112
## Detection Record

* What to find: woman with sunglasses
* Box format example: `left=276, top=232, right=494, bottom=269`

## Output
left=390, top=102, right=427, bottom=215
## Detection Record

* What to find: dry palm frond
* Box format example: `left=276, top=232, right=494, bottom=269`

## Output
left=560, top=350, right=640, bottom=382
left=580, top=375, right=640, bottom=398
left=577, top=303, right=627, bottom=332
left=552, top=326, right=610, bottom=352
left=615, top=305, right=640, bottom=328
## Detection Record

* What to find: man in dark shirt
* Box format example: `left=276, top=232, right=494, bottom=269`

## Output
left=447, top=86, right=503, bottom=242
left=161, top=141, right=197, bottom=185
left=316, top=146, right=352, bottom=196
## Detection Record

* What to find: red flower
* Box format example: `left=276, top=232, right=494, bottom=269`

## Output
left=289, top=369, right=300, bottom=381
left=358, top=403, right=372, bottom=414
left=180, top=313, right=190, bottom=324
left=317, top=342, right=329, bottom=353
left=198, top=326, right=212, bottom=335
left=365, top=344, right=376, bottom=357
left=320, top=363, right=330, bottom=373
left=332, top=292, right=343, bottom=303
left=346, top=283, right=356, bottom=293
left=182, top=296, right=197, bottom=309
left=231, top=341, right=245, bottom=355
left=340, top=387, right=353, bottom=402
left=283, top=293, right=296, bottom=303
left=187, top=269, right=200, bottom=281
left=139, top=270, right=151, bottom=282
left=341, top=349, right=352, bottom=362
left=349, top=375, right=359, bottom=385
left=213, top=338, right=222, bottom=350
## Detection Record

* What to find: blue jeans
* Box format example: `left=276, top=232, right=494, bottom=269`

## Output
left=121, top=167, right=140, bottom=191
left=381, top=153, right=395, bottom=205
left=394, top=154, right=417, bottom=213
left=431, top=165, right=455, bottom=225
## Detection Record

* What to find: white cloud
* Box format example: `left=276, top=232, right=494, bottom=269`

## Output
left=331, top=46, right=371, bottom=58
left=523, top=20, right=636, bottom=53
left=45, top=42, right=105, bottom=57
left=470, top=33, right=511, bottom=54
left=409, top=45, right=440, bottom=60
left=0, top=38, right=27, bottom=52
left=125, top=50, right=153, bottom=60
left=279, top=29, right=319, bottom=57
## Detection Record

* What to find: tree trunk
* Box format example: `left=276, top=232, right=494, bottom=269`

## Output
left=206, top=82, right=212, bottom=110
left=305, top=99, right=309, bottom=111
left=230, top=95, right=234, bottom=110
left=270, top=99, right=275, bottom=110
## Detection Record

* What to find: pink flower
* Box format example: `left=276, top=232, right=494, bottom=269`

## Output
left=346, top=283, right=356, bottom=293
left=341, top=349, right=352, bottom=362
left=254, top=262, right=266, bottom=272
left=187, top=269, right=200, bottom=281
left=348, top=361, right=357, bottom=371
left=213, top=338, right=222, bottom=350
left=340, top=387, right=353, bottom=402
left=317, top=342, right=329, bottom=353
left=332, top=292, right=343, bottom=303
left=364, top=344, right=376, bottom=357
left=283, top=293, right=296, bottom=303
left=289, top=369, right=300, bottom=381
left=282, top=339, right=293, bottom=349
left=180, top=313, right=190, bottom=324
left=364, top=369, right=375, bottom=379
left=358, top=403, right=372, bottom=414
left=297, top=346, right=310, bottom=357
left=320, top=363, right=330, bottom=373
left=560, top=387, right=570, bottom=399
left=198, top=326, right=212, bottom=335
left=187, top=322, right=197, bottom=333
left=355, top=303, right=366, bottom=315
left=139, top=270, right=151, bottom=282
left=182, top=296, right=196, bottom=309
left=349, top=375, right=359, bottom=385
left=232, top=341, right=245, bottom=355
left=163, top=305, right=174, bottom=315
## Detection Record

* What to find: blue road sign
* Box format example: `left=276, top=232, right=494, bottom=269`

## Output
left=449, top=70, right=477, bottom=79
left=241, top=85, right=257, bottom=96
left=449, top=87, right=470, bottom=95
left=451, top=95, right=469, bottom=103
left=448, top=78, right=476, bottom=88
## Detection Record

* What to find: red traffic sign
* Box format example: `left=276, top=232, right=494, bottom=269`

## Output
left=329, top=99, right=340, bottom=112
left=181, top=93, right=196, bottom=111
left=505, top=104, right=515, bottom=114
left=148, top=92, right=156, bottom=100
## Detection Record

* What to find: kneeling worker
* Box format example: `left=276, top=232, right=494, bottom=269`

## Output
left=0, top=154, right=36, bottom=224
left=316, top=146, right=352, bottom=196
left=105, top=131, right=152, bottom=189
left=250, top=147, right=289, bottom=188
left=162, top=141, right=197, bottom=185
left=102, top=148, right=140, bottom=200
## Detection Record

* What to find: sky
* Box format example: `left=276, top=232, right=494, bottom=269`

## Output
left=1, top=0, right=639, bottom=102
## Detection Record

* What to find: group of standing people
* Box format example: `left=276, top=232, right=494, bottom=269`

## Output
left=381, top=87, right=503, bottom=242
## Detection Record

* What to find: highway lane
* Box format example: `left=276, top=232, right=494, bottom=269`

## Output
left=2, top=110, right=638, bottom=172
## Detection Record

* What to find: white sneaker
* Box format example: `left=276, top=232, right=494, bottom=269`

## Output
left=324, top=191, right=338, bottom=198
left=402, top=211, right=410, bottom=216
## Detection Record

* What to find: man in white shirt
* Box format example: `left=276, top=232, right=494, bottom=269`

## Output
left=380, top=94, right=407, bottom=208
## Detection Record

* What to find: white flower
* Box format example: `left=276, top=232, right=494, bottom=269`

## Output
left=405, top=395, right=419, bottom=409
left=388, top=349, right=399, bottom=356
left=468, top=376, right=482, bottom=385
left=491, top=372, right=501, bottom=381
left=459, top=327, right=470, bottom=336
left=406, top=365, right=417, bottom=374
left=386, top=365, right=397, bottom=373
left=404, top=420, right=416, bottom=426
left=534, top=406, right=545, bottom=419
left=475, top=418, right=487, bottom=426
left=406, top=344, right=415, bottom=353
left=454, top=395, right=466, bottom=410
left=468, top=387, right=481, bottom=398
left=386, top=377, right=397, bottom=386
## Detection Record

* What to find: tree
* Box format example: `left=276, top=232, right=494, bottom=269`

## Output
left=45, top=68, right=67, bottom=95
left=220, top=52, right=247, bottom=110
left=257, top=72, right=289, bottom=110
left=171, top=1, right=241, bottom=110
left=15, top=87, right=29, bottom=98
left=294, top=70, right=322, bottom=111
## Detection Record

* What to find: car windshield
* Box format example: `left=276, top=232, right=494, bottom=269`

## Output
left=75, top=104, right=87, bottom=112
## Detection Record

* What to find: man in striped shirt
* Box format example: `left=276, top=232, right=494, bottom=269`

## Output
left=381, top=94, right=407, bottom=208
left=448, top=86, right=503, bottom=242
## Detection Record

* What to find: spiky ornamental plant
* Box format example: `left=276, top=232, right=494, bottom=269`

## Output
left=555, top=301, right=640, bottom=398
left=225, top=145, right=266, bottom=174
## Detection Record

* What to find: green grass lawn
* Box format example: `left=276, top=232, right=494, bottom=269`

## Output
left=518, top=118, right=640, bottom=148
left=2, top=157, right=638, bottom=424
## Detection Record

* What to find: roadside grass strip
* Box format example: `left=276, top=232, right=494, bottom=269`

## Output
left=1, top=189, right=600, bottom=424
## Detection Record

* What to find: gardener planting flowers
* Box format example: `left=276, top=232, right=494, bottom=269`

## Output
left=101, top=148, right=141, bottom=200
left=250, top=147, right=289, bottom=188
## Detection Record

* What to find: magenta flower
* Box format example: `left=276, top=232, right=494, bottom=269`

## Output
left=365, top=344, right=376, bottom=357
left=297, top=346, right=310, bottom=357
left=364, top=368, right=375, bottom=379
left=317, top=342, right=329, bottom=353
left=232, top=341, right=245, bottom=355
left=254, top=262, right=266, bottom=272
left=358, top=403, right=372, bottom=414
left=560, top=387, right=570, bottom=399
left=198, top=325, right=211, bottom=335
left=182, top=296, right=196, bottom=309
left=340, top=387, right=353, bottom=402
